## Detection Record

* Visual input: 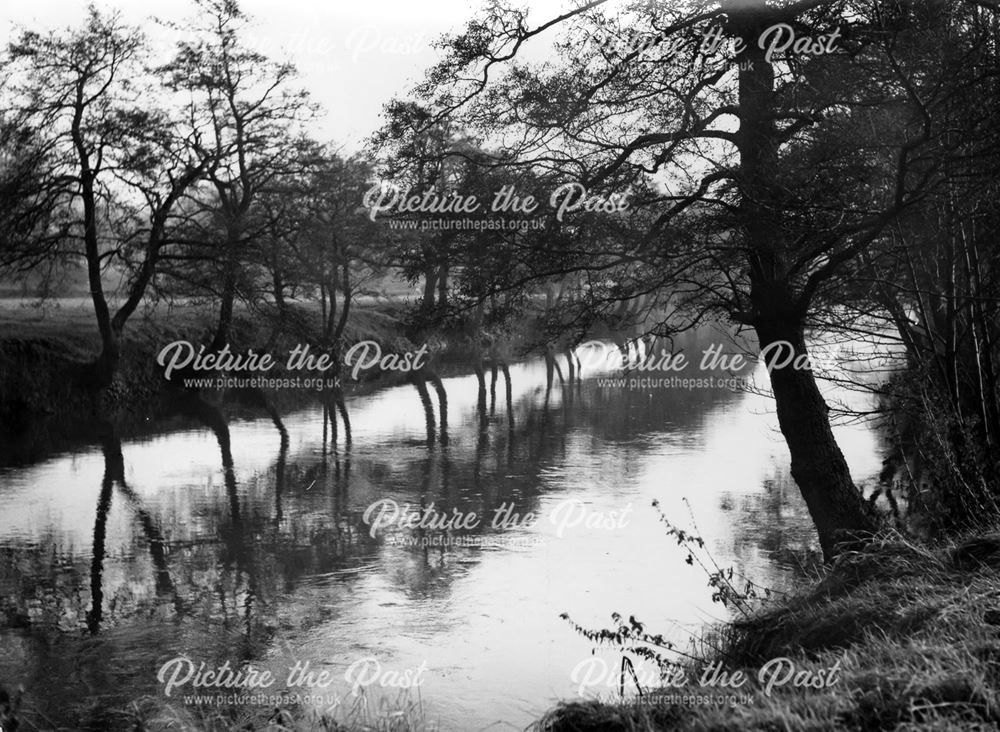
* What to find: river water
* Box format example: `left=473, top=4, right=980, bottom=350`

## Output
left=0, top=327, right=884, bottom=730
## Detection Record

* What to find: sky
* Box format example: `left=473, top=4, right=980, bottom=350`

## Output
left=2, top=0, right=572, bottom=150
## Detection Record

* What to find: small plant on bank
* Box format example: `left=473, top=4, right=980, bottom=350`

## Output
left=651, top=498, right=775, bottom=618
left=559, top=500, right=778, bottom=699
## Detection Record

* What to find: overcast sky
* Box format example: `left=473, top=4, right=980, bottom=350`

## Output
left=3, top=0, right=571, bottom=150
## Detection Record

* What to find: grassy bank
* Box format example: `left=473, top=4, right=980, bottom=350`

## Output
left=536, top=532, right=1000, bottom=732
left=0, top=295, right=432, bottom=414
left=0, top=297, right=401, bottom=461
left=0, top=291, right=568, bottom=417
left=0, top=294, right=559, bottom=464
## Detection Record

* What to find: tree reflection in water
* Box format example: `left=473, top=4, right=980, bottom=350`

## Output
left=0, top=330, right=846, bottom=730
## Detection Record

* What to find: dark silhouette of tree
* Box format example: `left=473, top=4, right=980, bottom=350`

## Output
left=1, top=7, right=215, bottom=383
left=157, top=0, right=317, bottom=351
left=842, top=2, right=1000, bottom=528
left=263, top=150, right=383, bottom=345
left=387, top=0, right=999, bottom=557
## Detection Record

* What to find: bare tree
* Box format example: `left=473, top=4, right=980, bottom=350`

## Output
left=1, top=7, right=215, bottom=383
left=159, top=0, right=317, bottom=351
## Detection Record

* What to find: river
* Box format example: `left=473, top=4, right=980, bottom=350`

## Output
left=0, top=326, right=885, bottom=730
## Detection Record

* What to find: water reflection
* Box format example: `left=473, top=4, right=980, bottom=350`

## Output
left=0, top=327, right=882, bottom=730
left=87, top=426, right=118, bottom=634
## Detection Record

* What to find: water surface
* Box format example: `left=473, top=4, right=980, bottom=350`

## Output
left=0, top=328, right=883, bottom=730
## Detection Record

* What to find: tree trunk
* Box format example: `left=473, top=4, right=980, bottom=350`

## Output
left=74, top=113, right=118, bottom=384
left=211, top=220, right=242, bottom=352
left=421, top=265, right=437, bottom=315
left=755, top=318, right=875, bottom=559
left=212, top=262, right=238, bottom=352
left=961, top=216, right=1000, bottom=446
left=437, top=261, right=448, bottom=311
left=273, top=268, right=287, bottom=314
left=732, top=10, right=875, bottom=559
left=323, top=276, right=338, bottom=343
left=331, top=264, right=352, bottom=344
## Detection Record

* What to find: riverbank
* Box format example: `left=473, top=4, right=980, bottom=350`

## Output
left=0, top=293, right=559, bottom=403
left=0, top=299, right=391, bottom=466
left=0, top=295, right=568, bottom=464
left=536, top=532, right=1000, bottom=731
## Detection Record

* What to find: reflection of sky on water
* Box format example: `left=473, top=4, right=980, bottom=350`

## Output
left=0, top=328, right=885, bottom=731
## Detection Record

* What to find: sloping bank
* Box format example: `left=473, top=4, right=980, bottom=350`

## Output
left=536, top=534, right=1000, bottom=732
left=0, top=305, right=368, bottom=462
left=0, top=303, right=539, bottom=463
